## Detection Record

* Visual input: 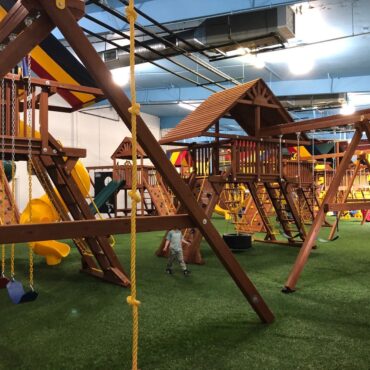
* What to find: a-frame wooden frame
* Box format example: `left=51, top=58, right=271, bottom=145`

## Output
left=260, top=115, right=370, bottom=292
left=0, top=0, right=274, bottom=322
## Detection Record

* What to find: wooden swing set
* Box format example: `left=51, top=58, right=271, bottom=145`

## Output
left=0, top=0, right=275, bottom=328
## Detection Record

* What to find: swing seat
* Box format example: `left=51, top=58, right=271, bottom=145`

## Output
left=30, top=240, right=70, bottom=265
left=20, top=290, right=38, bottom=303
left=223, top=233, right=252, bottom=251
left=317, top=235, right=339, bottom=243
left=0, top=276, right=9, bottom=289
left=7, top=279, right=25, bottom=304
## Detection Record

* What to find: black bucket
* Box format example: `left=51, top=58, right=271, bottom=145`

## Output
left=223, top=233, right=252, bottom=251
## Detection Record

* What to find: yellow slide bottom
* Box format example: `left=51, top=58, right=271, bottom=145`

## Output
left=214, top=204, right=231, bottom=220
left=30, top=240, right=71, bottom=266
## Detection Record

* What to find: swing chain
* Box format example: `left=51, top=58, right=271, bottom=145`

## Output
left=27, top=54, right=34, bottom=289
left=311, top=130, right=316, bottom=208
left=296, top=132, right=301, bottom=189
left=10, top=74, right=16, bottom=280
left=1, top=78, right=5, bottom=277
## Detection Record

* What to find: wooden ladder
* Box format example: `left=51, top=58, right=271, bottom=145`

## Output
left=142, top=174, right=176, bottom=216
left=264, top=181, right=306, bottom=243
left=34, top=154, right=130, bottom=286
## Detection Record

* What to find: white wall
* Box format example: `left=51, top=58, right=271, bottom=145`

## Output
left=15, top=108, right=160, bottom=211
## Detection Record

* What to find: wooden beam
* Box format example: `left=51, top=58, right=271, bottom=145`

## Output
left=324, top=202, right=370, bottom=212
left=0, top=215, right=195, bottom=244
left=259, top=109, right=370, bottom=137
left=39, top=0, right=274, bottom=323
left=284, top=128, right=363, bottom=292
left=0, top=14, right=55, bottom=79
left=0, top=0, right=30, bottom=44
left=202, top=132, right=311, bottom=145
left=238, top=99, right=279, bottom=109
left=3, top=73, right=104, bottom=96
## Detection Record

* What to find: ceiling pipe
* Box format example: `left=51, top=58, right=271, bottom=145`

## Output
left=91, top=0, right=294, bottom=75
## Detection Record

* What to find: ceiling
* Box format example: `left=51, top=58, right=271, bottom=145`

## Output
left=67, top=0, right=370, bottom=130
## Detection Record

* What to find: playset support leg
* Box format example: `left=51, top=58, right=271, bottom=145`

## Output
left=283, top=127, right=363, bottom=293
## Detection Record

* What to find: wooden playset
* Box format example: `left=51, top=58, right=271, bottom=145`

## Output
left=157, top=78, right=370, bottom=292
left=0, top=0, right=274, bottom=323
left=158, top=79, right=319, bottom=263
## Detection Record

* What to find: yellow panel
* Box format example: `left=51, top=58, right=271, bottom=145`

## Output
left=31, top=47, right=95, bottom=103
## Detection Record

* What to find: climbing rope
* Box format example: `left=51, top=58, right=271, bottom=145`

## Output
left=126, top=1, right=141, bottom=370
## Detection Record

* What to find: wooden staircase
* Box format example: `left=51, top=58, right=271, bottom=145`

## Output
left=264, top=181, right=306, bottom=243
left=33, top=151, right=130, bottom=287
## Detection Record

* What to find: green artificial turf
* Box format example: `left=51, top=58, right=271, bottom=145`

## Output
left=1, top=216, right=370, bottom=370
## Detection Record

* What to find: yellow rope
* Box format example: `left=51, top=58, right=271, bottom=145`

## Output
left=126, top=2, right=140, bottom=370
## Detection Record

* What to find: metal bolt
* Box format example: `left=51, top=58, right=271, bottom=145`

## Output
left=9, top=33, right=17, bottom=42
left=53, top=149, right=57, bottom=154
left=24, top=17, right=33, bottom=27
left=251, top=295, right=259, bottom=304
left=43, top=147, right=47, bottom=152
left=202, top=219, right=207, bottom=225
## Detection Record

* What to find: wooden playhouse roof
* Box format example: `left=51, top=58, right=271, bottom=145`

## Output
left=111, top=137, right=147, bottom=160
left=159, top=78, right=293, bottom=145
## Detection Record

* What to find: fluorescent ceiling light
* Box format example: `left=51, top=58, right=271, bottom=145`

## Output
left=348, top=93, right=370, bottom=107
left=111, top=67, right=130, bottom=86
left=179, top=102, right=197, bottom=111
left=238, top=52, right=265, bottom=69
left=340, top=103, right=355, bottom=115
left=289, top=56, right=314, bottom=75
left=254, top=56, right=265, bottom=69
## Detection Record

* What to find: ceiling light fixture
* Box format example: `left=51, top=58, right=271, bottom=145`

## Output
left=254, top=56, right=265, bottom=69
left=178, top=102, right=197, bottom=111
left=340, top=103, right=355, bottom=116
left=111, top=67, right=130, bottom=86
left=288, top=56, right=314, bottom=75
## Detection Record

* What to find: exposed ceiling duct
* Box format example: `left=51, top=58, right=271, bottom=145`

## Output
left=102, top=6, right=295, bottom=68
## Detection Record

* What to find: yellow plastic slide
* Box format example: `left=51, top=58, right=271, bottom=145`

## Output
left=19, top=149, right=91, bottom=265
left=214, top=204, right=232, bottom=220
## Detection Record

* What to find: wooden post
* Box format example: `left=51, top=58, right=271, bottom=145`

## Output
left=214, top=121, right=220, bottom=175
left=283, top=128, right=363, bottom=292
left=231, top=142, right=237, bottom=180
left=39, top=88, right=49, bottom=153
left=255, top=105, right=261, bottom=137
